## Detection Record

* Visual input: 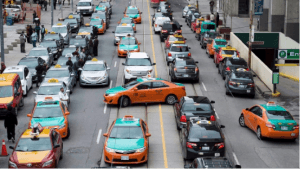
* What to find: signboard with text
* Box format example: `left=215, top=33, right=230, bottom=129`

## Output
left=254, top=0, right=264, bottom=15
left=278, top=49, right=299, bottom=60
left=272, top=72, right=279, bottom=84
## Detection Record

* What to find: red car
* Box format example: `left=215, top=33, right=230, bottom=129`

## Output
left=164, top=34, right=186, bottom=49
left=214, top=46, right=239, bottom=67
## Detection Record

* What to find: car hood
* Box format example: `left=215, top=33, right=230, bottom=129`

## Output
left=106, top=138, right=144, bottom=150
left=119, top=44, right=138, bottom=50
left=82, top=71, right=106, bottom=77
left=125, top=66, right=153, bottom=71
left=0, top=97, right=14, bottom=104
left=35, top=95, right=60, bottom=102
left=44, top=77, right=69, bottom=85
left=16, top=151, right=50, bottom=163
left=31, top=117, right=65, bottom=127
left=60, top=33, right=67, bottom=38
left=126, top=14, right=140, bottom=18
left=115, top=33, right=134, bottom=37
left=105, top=86, right=127, bottom=94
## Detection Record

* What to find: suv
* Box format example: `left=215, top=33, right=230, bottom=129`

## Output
left=77, top=0, right=94, bottom=15
left=160, top=21, right=182, bottom=42
left=153, top=17, right=170, bottom=34
left=122, top=52, right=156, bottom=84
left=165, top=42, right=191, bottom=65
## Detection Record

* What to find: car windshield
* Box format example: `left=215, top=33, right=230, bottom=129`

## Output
left=0, top=86, right=13, bottom=98
left=51, top=27, right=67, bottom=33
left=45, top=70, right=69, bottom=78
left=33, top=106, right=63, bottom=118
left=84, top=64, right=106, bottom=71
left=62, top=48, right=76, bottom=56
left=100, top=2, right=110, bottom=7
left=109, top=126, right=143, bottom=139
left=189, top=127, right=221, bottom=139
left=44, top=34, right=59, bottom=41
left=70, top=39, right=86, bottom=46
left=203, top=24, right=215, bottom=30
left=169, top=36, right=184, bottom=41
left=38, top=86, right=61, bottom=95
left=207, top=33, right=219, bottom=39
left=120, top=38, right=136, bottom=45
left=215, top=41, right=227, bottom=46
left=222, top=50, right=237, bottom=55
left=28, top=50, right=48, bottom=56
left=15, top=138, right=52, bottom=152
left=126, top=8, right=139, bottom=14
left=40, top=41, right=57, bottom=48
left=64, top=19, right=77, bottom=24
left=231, top=72, right=253, bottom=80
left=121, top=19, right=132, bottom=24
left=176, top=59, right=195, bottom=66
left=57, top=57, right=77, bottom=66
left=266, top=111, right=294, bottom=120
left=126, top=58, right=152, bottom=66
left=115, top=27, right=133, bottom=33
left=170, top=46, right=189, bottom=52
left=182, top=103, right=212, bottom=111
left=162, top=24, right=179, bottom=31
left=78, top=2, right=91, bottom=6
left=123, top=80, right=140, bottom=89
left=79, top=27, right=93, bottom=33
left=155, top=13, right=163, bottom=17
left=92, top=14, right=106, bottom=19
left=90, top=20, right=102, bottom=25
left=69, top=14, right=79, bottom=19
left=156, top=18, right=170, bottom=24
left=18, top=60, right=38, bottom=68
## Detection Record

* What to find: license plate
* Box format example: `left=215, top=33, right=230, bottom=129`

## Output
left=177, top=55, right=184, bottom=57
left=121, top=156, right=129, bottom=160
left=291, top=133, right=296, bottom=136
left=202, top=147, right=209, bottom=150
left=247, top=90, right=251, bottom=93
left=281, top=126, right=288, bottom=130
left=239, top=85, right=245, bottom=88
left=183, top=74, right=189, bottom=77
left=215, top=153, right=220, bottom=157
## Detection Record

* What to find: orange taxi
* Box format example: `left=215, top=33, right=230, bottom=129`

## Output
left=103, top=115, right=151, bottom=164
left=206, top=37, right=227, bottom=57
left=117, top=35, right=141, bottom=57
left=27, top=98, right=70, bottom=139
left=165, top=33, right=186, bottom=49
left=90, top=18, right=106, bottom=34
left=103, top=78, right=186, bottom=107
left=214, top=45, right=240, bottom=67
left=124, top=6, right=142, bottom=24
left=239, top=101, right=299, bottom=140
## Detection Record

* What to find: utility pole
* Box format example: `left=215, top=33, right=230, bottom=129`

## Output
left=71, top=0, right=73, bottom=12
left=0, top=0, right=4, bottom=63
left=248, top=0, right=254, bottom=69
left=196, top=0, right=199, bottom=11
left=217, top=0, right=219, bottom=12
left=51, top=0, right=54, bottom=26
left=60, top=3, right=63, bottom=18
left=230, top=0, right=232, bottom=29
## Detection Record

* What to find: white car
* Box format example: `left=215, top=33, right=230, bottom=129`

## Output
left=122, top=52, right=156, bottom=84
left=77, top=0, right=94, bottom=15
left=3, top=66, right=32, bottom=96
left=153, top=17, right=170, bottom=34
left=52, top=23, right=71, bottom=45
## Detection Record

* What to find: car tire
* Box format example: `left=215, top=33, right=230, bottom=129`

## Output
left=250, top=94, right=255, bottom=98
left=60, top=145, right=63, bottom=160
left=194, top=78, right=199, bottom=83
left=215, top=62, right=219, bottom=67
left=73, top=81, right=77, bottom=87
left=170, top=76, right=175, bottom=82
left=65, top=127, right=70, bottom=139
left=256, top=127, right=264, bottom=140
left=218, top=68, right=221, bottom=74
left=225, top=89, right=230, bottom=95
left=19, top=97, right=24, bottom=107
left=119, top=96, right=130, bottom=107
left=222, top=74, right=225, bottom=80
left=124, top=78, right=129, bottom=84
left=239, top=115, right=246, bottom=127
left=165, top=94, right=177, bottom=105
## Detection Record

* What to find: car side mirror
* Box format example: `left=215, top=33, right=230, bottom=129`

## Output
left=112, top=31, right=115, bottom=33
left=146, top=133, right=151, bottom=137
left=152, top=63, right=156, bottom=65
left=103, top=133, right=108, bottom=137
left=138, top=42, right=141, bottom=45
left=27, top=114, right=32, bottom=117
left=54, top=144, right=60, bottom=149
left=184, top=164, right=191, bottom=168
left=122, top=63, right=125, bottom=65
left=123, top=12, right=125, bottom=14
left=107, top=67, right=110, bottom=70
left=9, top=146, right=14, bottom=150
left=33, top=91, right=37, bottom=94
left=211, top=100, right=215, bottom=103
left=133, top=87, right=138, bottom=91
left=66, top=90, right=70, bottom=93
left=220, top=125, right=225, bottom=128
left=245, top=108, right=249, bottom=110
left=65, top=112, right=70, bottom=115
left=195, top=61, right=199, bottom=64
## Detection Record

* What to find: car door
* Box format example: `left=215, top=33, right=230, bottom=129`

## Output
left=245, top=106, right=260, bottom=131
left=252, top=107, right=263, bottom=131
left=141, top=120, right=150, bottom=146
left=219, top=58, right=225, bottom=75
left=133, top=82, right=152, bottom=103
left=174, top=98, right=184, bottom=125
left=24, top=67, right=32, bottom=89
left=152, top=81, right=170, bottom=102
left=51, top=131, right=60, bottom=162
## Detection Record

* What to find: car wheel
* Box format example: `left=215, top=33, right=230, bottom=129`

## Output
left=68, top=97, right=70, bottom=105
left=165, top=94, right=177, bottom=105
left=218, top=67, right=221, bottom=74
left=60, top=145, right=63, bottom=159
left=239, top=115, right=246, bottom=127
left=19, top=97, right=24, bottom=107
left=119, top=96, right=130, bottom=107
left=170, top=76, right=175, bottom=82
left=65, top=127, right=70, bottom=139
left=256, top=127, right=264, bottom=140
left=250, top=94, right=255, bottom=98
left=73, top=81, right=77, bottom=87
left=222, top=73, right=225, bottom=80
left=194, top=78, right=199, bottom=83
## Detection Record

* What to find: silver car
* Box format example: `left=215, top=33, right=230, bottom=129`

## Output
left=79, top=59, right=110, bottom=86
left=182, top=6, right=196, bottom=18
left=122, top=52, right=155, bottom=84
left=166, top=43, right=191, bottom=65
left=43, top=65, right=76, bottom=94
left=33, top=80, right=70, bottom=106
left=52, top=24, right=70, bottom=45
left=113, top=25, right=134, bottom=45
left=26, top=46, right=54, bottom=67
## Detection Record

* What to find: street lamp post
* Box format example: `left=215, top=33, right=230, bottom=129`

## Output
left=51, top=0, right=54, bottom=26
left=0, top=0, right=4, bottom=63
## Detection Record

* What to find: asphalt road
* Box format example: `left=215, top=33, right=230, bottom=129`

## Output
left=0, top=0, right=298, bottom=168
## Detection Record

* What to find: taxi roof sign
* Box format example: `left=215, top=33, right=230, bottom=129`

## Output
left=85, top=23, right=90, bottom=26
left=91, top=58, right=98, bottom=61
left=48, top=78, right=59, bottom=83
left=68, top=15, right=73, bottom=19
left=54, top=64, right=61, bottom=68
left=44, top=97, right=54, bottom=101
left=50, top=31, right=56, bottom=34
left=266, top=101, right=276, bottom=106
left=57, top=23, right=62, bottom=26
left=121, top=23, right=127, bottom=26
left=173, top=41, right=185, bottom=44
left=122, top=115, right=138, bottom=121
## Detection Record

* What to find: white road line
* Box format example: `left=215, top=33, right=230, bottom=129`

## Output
left=96, top=129, right=102, bottom=144
left=215, top=112, right=219, bottom=119
left=202, top=82, right=207, bottom=91
left=109, top=80, right=113, bottom=89
left=104, top=103, right=107, bottom=114
left=114, top=61, right=117, bottom=67
left=232, top=152, right=240, bottom=166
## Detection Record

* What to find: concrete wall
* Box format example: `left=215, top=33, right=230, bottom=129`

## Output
left=230, top=32, right=273, bottom=91
left=269, top=0, right=286, bottom=32
left=285, top=0, right=299, bottom=42
left=221, top=0, right=239, bottom=16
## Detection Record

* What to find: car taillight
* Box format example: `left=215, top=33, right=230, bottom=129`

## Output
left=215, top=143, right=224, bottom=149
left=168, top=53, right=172, bottom=56
left=180, top=115, right=187, bottom=123
left=161, top=30, right=168, bottom=33
left=155, top=24, right=157, bottom=27
left=15, top=14, right=17, bottom=16
left=248, top=83, right=255, bottom=87
left=181, top=86, right=185, bottom=90
left=186, top=142, right=197, bottom=149
left=174, top=68, right=177, bottom=72
left=195, top=67, right=199, bottom=72
left=293, top=125, right=299, bottom=130
left=229, top=81, right=236, bottom=86
left=188, top=53, right=191, bottom=57
left=210, top=115, right=216, bottom=121
left=266, top=123, right=276, bottom=129
left=226, top=67, right=230, bottom=71
left=246, top=68, right=249, bottom=71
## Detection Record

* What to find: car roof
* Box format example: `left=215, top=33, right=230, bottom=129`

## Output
left=20, top=57, right=39, bottom=61
left=115, top=117, right=140, bottom=126
left=21, top=129, right=51, bottom=138
left=117, top=24, right=133, bottom=28
left=214, top=38, right=227, bottom=42
left=183, top=96, right=210, bottom=104
left=0, top=73, right=18, bottom=85
left=5, top=66, right=26, bottom=72
left=260, top=103, right=286, bottom=111
left=127, top=6, right=138, bottom=9
left=175, top=57, right=194, bottom=62
left=36, top=100, right=61, bottom=107
left=41, top=80, right=64, bottom=86
left=199, top=157, right=233, bottom=168
left=221, top=46, right=237, bottom=51
left=128, top=52, right=148, bottom=58
left=48, top=65, right=69, bottom=71
left=31, top=46, right=48, bottom=50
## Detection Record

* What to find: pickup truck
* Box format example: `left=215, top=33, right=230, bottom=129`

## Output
left=5, top=4, right=25, bottom=22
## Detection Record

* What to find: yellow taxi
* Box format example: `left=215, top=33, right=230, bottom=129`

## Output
left=214, top=45, right=240, bottom=67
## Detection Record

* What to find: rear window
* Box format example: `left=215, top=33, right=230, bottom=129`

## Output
left=182, top=103, right=212, bottom=111
left=226, top=59, right=247, bottom=66
left=189, top=127, right=221, bottom=139
left=222, top=50, right=237, bottom=55
left=162, top=24, right=180, bottom=31
left=176, top=59, right=195, bottom=66
left=231, top=72, right=253, bottom=80
left=203, top=24, right=215, bottom=30
left=170, top=46, right=189, bottom=52
left=266, top=111, right=294, bottom=120
left=215, top=41, right=227, bottom=46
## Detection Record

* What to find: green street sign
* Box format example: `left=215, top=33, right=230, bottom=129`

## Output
left=278, top=49, right=299, bottom=60
left=272, top=72, right=279, bottom=84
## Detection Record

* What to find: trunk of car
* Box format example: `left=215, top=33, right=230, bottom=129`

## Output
left=188, top=138, right=222, bottom=151
left=176, top=66, right=195, bottom=74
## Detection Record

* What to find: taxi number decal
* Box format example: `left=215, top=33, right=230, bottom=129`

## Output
left=133, top=93, right=138, bottom=96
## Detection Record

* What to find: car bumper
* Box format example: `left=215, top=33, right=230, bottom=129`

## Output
left=187, top=148, right=225, bottom=159
left=124, top=71, right=154, bottom=80
left=80, top=77, right=109, bottom=86
left=208, top=49, right=215, bottom=56
left=12, top=161, right=56, bottom=168
left=263, top=128, right=299, bottom=139
left=98, top=28, right=105, bottom=34
left=104, top=148, right=148, bottom=164
left=173, top=73, right=199, bottom=81
left=103, top=94, right=119, bottom=104
left=133, top=17, right=141, bottom=24
left=118, top=49, right=139, bottom=57
left=228, top=86, right=255, bottom=95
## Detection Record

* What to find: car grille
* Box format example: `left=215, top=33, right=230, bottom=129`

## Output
left=113, top=159, right=138, bottom=162
left=18, top=163, right=43, bottom=168
left=80, top=9, right=89, bottom=12
left=131, top=71, right=148, bottom=76
left=115, top=149, right=136, bottom=154
left=86, top=77, right=100, bottom=81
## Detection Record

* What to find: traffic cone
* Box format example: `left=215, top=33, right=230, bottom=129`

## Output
left=1, top=139, right=8, bottom=156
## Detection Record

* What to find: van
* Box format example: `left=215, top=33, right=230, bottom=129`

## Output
left=0, top=74, right=24, bottom=116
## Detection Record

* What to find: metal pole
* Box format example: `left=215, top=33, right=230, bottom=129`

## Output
left=61, top=3, right=63, bottom=18
left=0, top=0, right=4, bottom=63
left=196, top=0, right=199, bottom=11
left=71, top=0, right=73, bottom=11
left=248, top=0, right=254, bottom=69
left=217, top=0, right=219, bottom=12
left=51, top=0, right=54, bottom=26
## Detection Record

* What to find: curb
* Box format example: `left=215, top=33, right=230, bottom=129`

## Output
left=272, top=91, right=281, bottom=97
left=279, top=72, right=299, bottom=82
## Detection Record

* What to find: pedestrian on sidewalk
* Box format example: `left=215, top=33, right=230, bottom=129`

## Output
left=41, top=25, right=46, bottom=41
left=4, top=106, right=18, bottom=143
left=33, top=10, right=37, bottom=24
left=216, top=12, right=219, bottom=27
left=35, top=23, right=41, bottom=42
left=209, top=0, right=215, bottom=14
left=19, top=32, right=26, bottom=53
left=0, top=62, right=6, bottom=73
left=66, top=55, right=73, bottom=72
left=35, top=63, right=47, bottom=87
left=58, top=0, right=61, bottom=10
left=89, top=38, right=94, bottom=57
left=53, top=0, right=56, bottom=10
left=31, top=29, right=37, bottom=47
left=28, top=25, right=33, bottom=44
left=93, top=37, right=98, bottom=57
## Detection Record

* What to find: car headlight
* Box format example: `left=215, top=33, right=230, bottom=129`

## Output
left=135, top=147, right=146, bottom=153
left=9, top=161, right=17, bottom=168
left=107, top=93, right=116, bottom=96
left=126, top=69, right=131, bottom=73
left=42, top=160, right=53, bottom=167
left=81, top=75, right=85, bottom=80
left=74, top=26, right=77, bottom=28
left=134, top=49, right=139, bottom=51
left=58, top=124, right=66, bottom=129
left=105, top=147, right=115, bottom=152
left=115, top=37, right=120, bottom=40
left=89, top=8, right=93, bottom=11
left=100, top=72, right=108, bottom=80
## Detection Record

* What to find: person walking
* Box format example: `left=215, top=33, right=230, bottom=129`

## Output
left=33, top=10, right=37, bottom=24
left=53, top=0, right=56, bottom=10
left=209, top=0, right=215, bottom=14
left=59, top=87, right=69, bottom=107
left=216, top=12, right=219, bottom=27
left=31, top=29, right=37, bottom=47
left=66, top=56, right=73, bottom=72
left=88, top=38, right=94, bottom=57
left=35, top=23, right=41, bottom=42
left=19, top=32, right=26, bottom=53
left=0, top=62, right=6, bottom=73
left=73, top=58, right=84, bottom=80
left=93, top=37, right=98, bottom=57
left=4, top=106, right=18, bottom=143
left=72, top=47, right=80, bottom=58
left=41, top=25, right=46, bottom=41
left=80, top=47, right=86, bottom=60
left=35, top=63, right=47, bottom=87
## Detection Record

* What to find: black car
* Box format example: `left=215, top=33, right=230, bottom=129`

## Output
left=99, top=1, right=112, bottom=15
left=160, top=21, right=182, bottom=42
left=63, top=18, right=80, bottom=33
left=17, top=57, right=45, bottom=82
left=180, top=117, right=225, bottom=159
left=169, top=57, right=199, bottom=82
left=68, top=12, right=84, bottom=26
left=219, top=57, right=248, bottom=80
left=185, top=157, right=241, bottom=168
left=43, top=32, right=64, bottom=49
left=39, top=40, right=62, bottom=59
left=187, top=12, right=200, bottom=27
left=225, top=68, right=255, bottom=98
left=174, top=96, right=216, bottom=130
left=152, top=12, right=168, bottom=26
left=200, top=32, right=220, bottom=48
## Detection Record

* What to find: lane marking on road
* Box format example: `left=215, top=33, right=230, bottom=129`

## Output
left=109, top=80, right=113, bottom=89
left=147, top=0, right=168, bottom=168
left=202, top=82, right=207, bottom=91
left=215, top=111, right=219, bottom=119
left=114, top=61, right=117, bottom=67
left=232, top=152, right=240, bottom=166
left=104, top=103, right=107, bottom=114
left=96, top=129, right=102, bottom=144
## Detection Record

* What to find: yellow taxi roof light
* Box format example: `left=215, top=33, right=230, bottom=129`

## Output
left=48, top=78, right=59, bottom=83
left=91, top=58, right=98, bottom=61
left=68, top=15, right=73, bottom=19
left=121, top=23, right=127, bottom=26
left=50, top=31, right=56, bottom=34
left=226, top=45, right=232, bottom=49
left=57, top=23, right=62, bottom=26
left=174, top=41, right=185, bottom=44
left=54, top=64, right=61, bottom=68
left=196, top=120, right=211, bottom=125
left=85, top=23, right=90, bottom=26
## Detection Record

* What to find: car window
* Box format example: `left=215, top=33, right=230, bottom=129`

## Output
left=170, top=46, right=189, bottom=52
left=0, top=86, right=13, bottom=98
left=152, top=82, right=168, bottom=88
left=109, top=126, right=143, bottom=139
left=51, top=131, right=57, bottom=146
left=45, top=70, right=70, bottom=78
left=126, top=58, right=152, bottom=66
left=142, top=121, right=147, bottom=134
left=15, top=138, right=52, bottom=152
left=189, top=127, right=221, bottom=139
left=182, top=103, right=212, bottom=111
left=249, top=106, right=260, bottom=115
left=33, top=106, right=63, bottom=118
left=176, top=59, right=195, bottom=66
left=28, top=49, right=48, bottom=57
left=137, top=82, right=151, bottom=90
left=266, top=110, right=293, bottom=120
